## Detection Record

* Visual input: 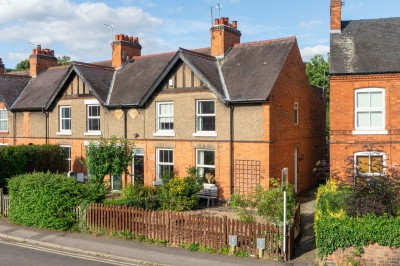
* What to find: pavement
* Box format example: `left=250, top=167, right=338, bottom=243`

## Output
left=0, top=189, right=317, bottom=266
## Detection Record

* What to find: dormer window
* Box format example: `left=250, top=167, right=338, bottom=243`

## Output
left=168, top=78, right=174, bottom=88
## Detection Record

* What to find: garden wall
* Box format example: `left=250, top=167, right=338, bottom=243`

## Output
left=326, top=243, right=400, bottom=266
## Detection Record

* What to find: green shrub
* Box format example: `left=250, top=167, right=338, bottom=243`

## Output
left=8, top=172, right=100, bottom=230
left=0, top=144, right=67, bottom=190
left=314, top=179, right=400, bottom=255
left=256, top=180, right=296, bottom=225
left=158, top=168, right=202, bottom=211
left=122, top=184, right=159, bottom=210
left=229, top=179, right=296, bottom=225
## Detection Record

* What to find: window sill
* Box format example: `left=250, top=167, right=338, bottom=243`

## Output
left=56, top=131, right=72, bottom=136
left=153, top=132, right=175, bottom=137
left=153, top=179, right=163, bottom=186
left=193, top=132, right=217, bottom=137
left=84, top=131, right=102, bottom=136
left=352, top=130, right=388, bottom=135
left=0, top=131, right=9, bottom=134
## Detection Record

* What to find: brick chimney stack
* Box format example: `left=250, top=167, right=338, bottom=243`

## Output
left=330, top=0, right=342, bottom=33
left=29, top=46, right=57, bottom=77
left=0, top=58, right=4, bottom=74
left=210, top=17, right=241, bottom=57
left=111, top=34, right=142, bottom=68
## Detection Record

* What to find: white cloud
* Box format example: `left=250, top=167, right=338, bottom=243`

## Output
left=299, top=20, right=323, bottom=29
left=0, top=0, right=162, bottom=62
left=167, top=6, right=184, bottom=13
left=7, top=52, right=29, bottom=62
left=300, top=45, right=330, bottom=61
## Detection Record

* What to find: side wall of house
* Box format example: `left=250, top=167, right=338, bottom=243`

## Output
left=269, top=41, right=326, bottom=193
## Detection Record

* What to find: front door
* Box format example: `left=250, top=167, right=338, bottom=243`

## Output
left=132, top=148, right=144, bottom=185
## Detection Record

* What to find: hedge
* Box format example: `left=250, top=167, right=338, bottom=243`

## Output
left=0, top=144, right=67, bottom=190
left=314, top=180, right=400, bottom=255
left=8, top=172, right=99, bottom=230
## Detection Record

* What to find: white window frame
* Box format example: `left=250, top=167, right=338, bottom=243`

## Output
left=354, top=151, right=386, bottom=176
left=0, top=109, right=8, bottom=132
left=196, top=149, right=215, bottom=179
left=294, top=102, right=299, bottom=125
left=353, top=88, right=387, bottom=135
left=193, top=100, right=217, bottom=137
left=156, top=148, right=174, bottom=181
left=58, top=106, right=72, bottom=135
left=153, top=102, right=175, bottom=137
left=85, top=104, right=101, bottom=135
left=60, top=145, right=72, bottom=172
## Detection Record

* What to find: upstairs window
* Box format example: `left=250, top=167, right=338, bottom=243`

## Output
left=294, top=102, right=299, bottom=125
left=0, top=109, right=7, bottom=132
left=157, top=102, right=174, bottom=132
left=60, top=106, right=71, bottom=132
left=196, top=100, right=215, bottom=132
left=87, top=105, right=100, bottom=132
left=354, top=89, right=385, bottom=132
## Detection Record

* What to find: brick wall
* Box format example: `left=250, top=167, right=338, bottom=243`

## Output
left=326, top=244, right=400, bottom=266
left=269, top=39, right=326, bottom=193
left=330, top=73, right=400, bottom=177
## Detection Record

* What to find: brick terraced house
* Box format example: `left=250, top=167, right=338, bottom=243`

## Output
left=0, top=18, right=325, bottom=199
left=330, top=0, right=400, bottom=176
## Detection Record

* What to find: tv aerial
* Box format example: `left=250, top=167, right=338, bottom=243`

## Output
left=216, top=3, right=222, bottom=18
left=27, top=41, right=41, bottom=49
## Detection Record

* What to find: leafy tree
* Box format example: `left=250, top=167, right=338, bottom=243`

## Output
left=15, top=59, right=30, bottom=70
left=57, top=55, right=71, bottom=66
left=85, top=136, right=135, bottom=185
left=305, top=54, right=330, bottom=137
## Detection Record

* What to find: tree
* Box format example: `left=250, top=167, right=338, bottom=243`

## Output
left=305, top=54, right=330, bottom=137
left=15, top=59, right=30, bottom=71
left=85, top=136, right=135, bottom=186
left=57, top=55, right=71, bottom=66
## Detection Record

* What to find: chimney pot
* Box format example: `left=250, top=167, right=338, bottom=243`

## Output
left=129, top=36, right=133, bottom=42
left=214, top=18, right=220, bottom=25
left=232, top=21, right=237, bottom=29
left=134, top=37, right=139, bottom=43
left=224, top=17, right=229, bottom=25
left=29, top=46, right=57, bottom=77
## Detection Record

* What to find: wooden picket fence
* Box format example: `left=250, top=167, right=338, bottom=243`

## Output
left=85, top=203, right=299, bottom=260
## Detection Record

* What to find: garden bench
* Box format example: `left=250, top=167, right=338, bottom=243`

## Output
left=197, top=185, right=218, bottom=207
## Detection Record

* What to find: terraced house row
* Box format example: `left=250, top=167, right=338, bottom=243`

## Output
left=0, top=18, right=325, bottom=199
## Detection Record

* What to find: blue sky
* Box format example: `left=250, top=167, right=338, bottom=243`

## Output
left=0, top=0, right=399, bottom=69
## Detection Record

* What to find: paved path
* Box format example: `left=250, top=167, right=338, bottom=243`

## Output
left=289, top=188, right=318, bottom=266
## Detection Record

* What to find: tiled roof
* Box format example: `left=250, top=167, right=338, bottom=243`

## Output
left=73, top=62, right=114, bottom=104
left=331, top=17, right=400, bottom=74
left=11, top=66, right=70, bottom=111
left=222, top=37, right=295, bottom=101
left=109, top=52, right=175, bottom=106
left=6, top=37, right=299, bottom=110
left=0, top=74, right=30, bottom=108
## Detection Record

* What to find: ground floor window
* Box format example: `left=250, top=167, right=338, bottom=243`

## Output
left=196, top=149, right=215, bottom=181
left=156, top=148, right=173, bottom=180
left=354, top=151, right=385, bottom=175
left=60, top=145, right=71, bottom=172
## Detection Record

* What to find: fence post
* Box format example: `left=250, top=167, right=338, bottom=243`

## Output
left=0, top=188, right=3, bottom=216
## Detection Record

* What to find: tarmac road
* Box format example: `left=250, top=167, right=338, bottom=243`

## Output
left=0, top=239, right=142, bottom=266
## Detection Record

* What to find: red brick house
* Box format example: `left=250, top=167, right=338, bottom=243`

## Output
left=0, top=17, right=325, bottom=199
left=330, top=0, right=400, bottom=175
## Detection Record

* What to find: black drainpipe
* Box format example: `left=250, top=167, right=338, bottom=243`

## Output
left=229, top=104, right=234, bottom=196
left=42, top=107, right=49, bottom=144
left=123, top=108, right=128, bottom=139
left=12, top=112, right=16, bottom=146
